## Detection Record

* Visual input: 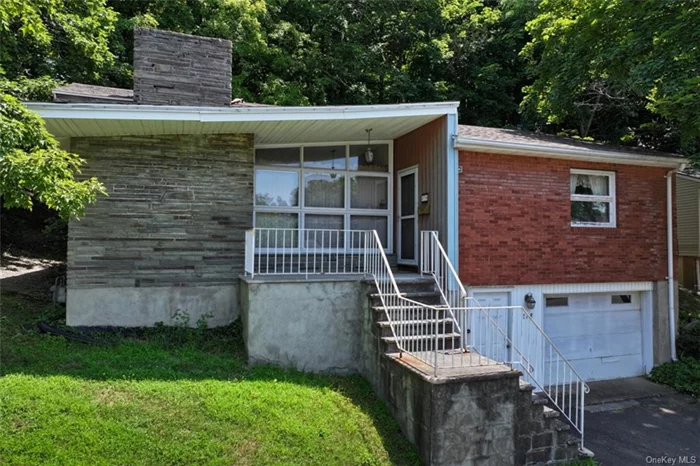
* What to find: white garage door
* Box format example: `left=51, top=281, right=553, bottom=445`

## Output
left=544, top=292, right=644, bottom=382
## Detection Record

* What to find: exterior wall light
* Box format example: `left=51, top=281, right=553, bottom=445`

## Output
left=524, top=293, right=536, bottom=310
left=364, top=128, right=374, bottom=163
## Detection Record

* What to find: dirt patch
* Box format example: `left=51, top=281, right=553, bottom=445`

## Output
left=1, top=203, right=67, bottom=261
left=1, top=253, right=65, bottom=301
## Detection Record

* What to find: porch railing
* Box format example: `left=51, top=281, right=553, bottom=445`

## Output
left=245, top=228, right=372, bottom=277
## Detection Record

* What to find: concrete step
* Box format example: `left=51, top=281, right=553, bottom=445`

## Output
left=377, top=319, right=457, bottom=337
left=369, top=291, right=444, bottom=307
left=380, top=333, right=462, bottom=353
left=383, top=332, right=461, bottom=343
left=542, top=406, right=560, bottom=419
left=377, top=318, right=453, bottom=326
left=394, top=278, right=438, bottom=294
left=519, top=380, right=535, bottom=393
left=552, top=419, right=570, bottom=432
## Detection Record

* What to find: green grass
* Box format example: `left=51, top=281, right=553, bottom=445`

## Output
left=0, top=292, right=421, bottom=466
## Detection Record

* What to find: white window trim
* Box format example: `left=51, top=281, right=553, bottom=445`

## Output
left=570, top=168, right=616, bottom=228
left=253, top=140, right=394, bottom=253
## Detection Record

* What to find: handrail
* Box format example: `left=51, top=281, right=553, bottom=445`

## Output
left=418, top=229, right=588, bottom=448
left=421, top=230, right=467, bottom=298
left=462, top=299, right=589, bottom=446
left=362, top=230, right=405, bottom=354
left=468, top=303, right=590, bottom=390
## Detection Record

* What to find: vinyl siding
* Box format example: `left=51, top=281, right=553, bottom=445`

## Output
left=676, top=175, right=699, bottom=257
left=393, top=116, right=448, bottom=246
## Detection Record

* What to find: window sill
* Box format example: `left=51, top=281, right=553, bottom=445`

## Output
left=570, top=222, right=617, bottom=229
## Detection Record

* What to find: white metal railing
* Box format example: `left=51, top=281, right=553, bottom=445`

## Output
left=245, top=228, right=372, bottom=277
left=430, top=301, right=589, bottom=446
left=421, top=230, right=467, bottom=309
left=418, top=229, right=588, bottom=447
left=243, top=227, right=589, bottom=447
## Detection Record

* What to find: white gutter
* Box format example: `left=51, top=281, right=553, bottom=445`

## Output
left=667, top=167, right=684, bottom=361
left=456, top=136, right=686, bottom=168
left=25, top=101, right=460, bottom=122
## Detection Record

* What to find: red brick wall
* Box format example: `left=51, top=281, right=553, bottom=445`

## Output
left=458, top=151, right=673, bottom=286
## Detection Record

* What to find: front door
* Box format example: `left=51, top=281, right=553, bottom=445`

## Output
left=398, top=166, right=418, bottom=265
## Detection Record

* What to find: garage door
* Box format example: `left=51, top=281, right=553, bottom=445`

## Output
left=544, top=292, right=644, bottom=382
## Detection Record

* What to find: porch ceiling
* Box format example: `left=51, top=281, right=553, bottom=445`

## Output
left=25, top=102, right=458, bottom=144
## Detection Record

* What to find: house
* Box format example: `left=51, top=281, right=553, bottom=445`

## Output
left=28, top=28, right=686, bottom=465
left=676, top=170, right=700, bottom=291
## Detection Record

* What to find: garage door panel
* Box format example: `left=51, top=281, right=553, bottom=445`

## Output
left=549, top=333, right=642, bottom=360
left=545, top=354, right=644, bottom=383
left=543, top=291, right=644, bottom=382
left=562, top=293, right=639, bottom=309
left=544, top=310, right=641, bottom=338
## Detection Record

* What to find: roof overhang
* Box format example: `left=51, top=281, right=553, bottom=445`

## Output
left=455, top=136, right=686, bottom=168
left=25, top=101, right=459, bottom=144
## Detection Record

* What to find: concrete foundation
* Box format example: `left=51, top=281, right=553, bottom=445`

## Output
left=240, top=277, right=364, bottom=374
left=66, top=285, right=237, bottom=328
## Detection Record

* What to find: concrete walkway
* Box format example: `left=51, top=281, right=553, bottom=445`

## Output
left=585, top=377, right=700, bottom=465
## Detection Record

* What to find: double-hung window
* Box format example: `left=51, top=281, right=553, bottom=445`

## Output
left=570, top=169, right=616, bottom=227
left=254, top=143, right=392, bottom=250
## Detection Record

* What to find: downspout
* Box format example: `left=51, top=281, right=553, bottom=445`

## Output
left=666, top=168, right=681, bottom=361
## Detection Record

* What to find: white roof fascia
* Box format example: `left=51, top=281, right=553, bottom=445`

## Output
left=455, top=136, right=686, bottom=168
left=25, top=101, right=460, bottom=122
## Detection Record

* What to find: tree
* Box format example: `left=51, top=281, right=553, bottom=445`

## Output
left=0, top=0, right=117, bottom=83
left=0, top=0, right=115, bottom=218
left=521, top=0, right=700, bottom=156
left=0, top=93, right=105, bottom=220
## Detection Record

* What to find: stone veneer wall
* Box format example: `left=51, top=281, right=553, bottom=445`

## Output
left=67, top=134, right=253, bottom=327
left=133, top=28, right=232, bottom=106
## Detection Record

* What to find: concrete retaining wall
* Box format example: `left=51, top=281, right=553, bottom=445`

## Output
left=240, top=278, right=364, bottom=374
left=67, top=285, right=236, bottom=328
left=382, top=359, right=522, bottom=465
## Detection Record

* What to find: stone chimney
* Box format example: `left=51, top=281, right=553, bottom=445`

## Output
left=133, top=28, right=232, bottom=106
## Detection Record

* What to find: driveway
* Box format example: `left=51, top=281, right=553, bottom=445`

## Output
left=585, top=377, right=700, bottom=465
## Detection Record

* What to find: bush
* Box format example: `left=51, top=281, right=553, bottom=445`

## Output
left=677, top=288, right=700, bottom=359
left=649, top=358, right=700, bottom=397
left=679, top=287, right=700, bottom=324
left=678, top=320, right=700, bottom=359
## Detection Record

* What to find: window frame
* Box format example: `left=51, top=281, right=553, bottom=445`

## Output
left=570, top=168, right=617, bottom=228
left=253, top=141, right=394, bottom=253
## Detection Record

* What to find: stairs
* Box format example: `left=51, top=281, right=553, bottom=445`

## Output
left=517, top=381, right=591, bottom=465
left=369, top=276, right=463, bottom=355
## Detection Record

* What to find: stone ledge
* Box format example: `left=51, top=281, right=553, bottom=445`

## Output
left=385, top=352, right=522, bottom=385
left=239, top=274, right=366, bottom=284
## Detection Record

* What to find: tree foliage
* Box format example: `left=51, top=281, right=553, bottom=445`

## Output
left=1, top=0, right=698, bottom=221
left=522, top=0, right=700, bottom=154
left=0, top=0, right=113, bottom=218
left=103, top=0, right=532, bottom=126
left=0, top=94, right=105, bottom=219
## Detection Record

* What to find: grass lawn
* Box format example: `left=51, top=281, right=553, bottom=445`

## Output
left=0, top=292, right=421, bottom=466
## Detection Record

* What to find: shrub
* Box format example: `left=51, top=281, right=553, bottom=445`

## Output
left=649, top=358, right=700, bottom=397
left=678, top=320, right=700, bottom=359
